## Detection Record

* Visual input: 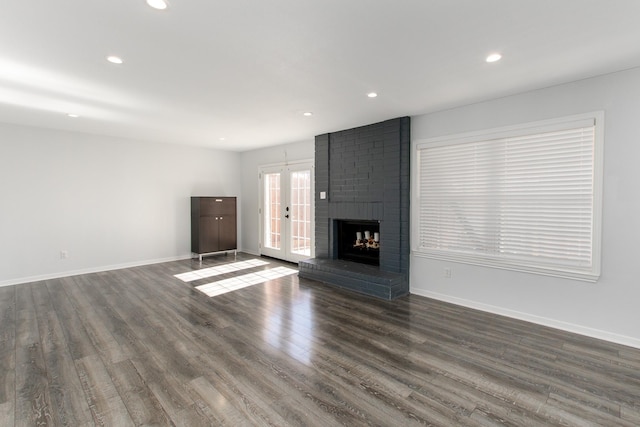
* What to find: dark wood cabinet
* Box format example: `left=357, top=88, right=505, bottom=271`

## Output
left=191, top=197, right=237, bottom=260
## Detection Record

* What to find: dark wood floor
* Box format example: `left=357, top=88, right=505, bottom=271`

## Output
left=1, top=253, right=639, bottom=426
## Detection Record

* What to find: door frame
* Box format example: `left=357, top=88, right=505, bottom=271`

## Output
left=258, top=159, right=315, bottom=263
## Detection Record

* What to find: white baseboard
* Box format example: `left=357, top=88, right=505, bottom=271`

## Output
left=241, top=249, right=261, bottom=256
left=0, top=254, right=193, bottom=288
left=411, top=288, right=640, bottom=350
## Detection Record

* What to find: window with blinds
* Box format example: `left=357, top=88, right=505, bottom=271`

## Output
left=414, top=113, right=603, bottom=281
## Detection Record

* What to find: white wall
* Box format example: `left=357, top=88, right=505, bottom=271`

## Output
left=239, top=140, right=314, bottom=255
left=0, top=123, right=241, bottom=286
left=410, top=66, right=640, bottom=348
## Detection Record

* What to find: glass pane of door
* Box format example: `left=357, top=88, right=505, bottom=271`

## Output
left=290, top=170, right=311, bottom=257
left=264, top=172, right=281, bottom=250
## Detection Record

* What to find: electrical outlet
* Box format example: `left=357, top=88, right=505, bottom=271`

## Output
left=443, top=267, right=451, bottom=278
left=60, top=250, right=69, bottom=260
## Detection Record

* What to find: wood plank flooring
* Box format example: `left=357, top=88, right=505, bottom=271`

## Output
left=1, top=253, right=639, bottom=426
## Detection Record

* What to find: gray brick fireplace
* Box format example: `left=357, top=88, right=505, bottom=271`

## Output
left=298, top=117, right=410, bottom=299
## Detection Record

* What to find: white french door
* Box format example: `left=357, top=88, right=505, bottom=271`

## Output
left=259, top=161, right=314, bottom=263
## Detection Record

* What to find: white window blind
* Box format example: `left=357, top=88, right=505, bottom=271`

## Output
left=415, top=114, right=602, bottom=281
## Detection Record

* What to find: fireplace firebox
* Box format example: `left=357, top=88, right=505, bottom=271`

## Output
left=336, top=220, right=380, bottom=266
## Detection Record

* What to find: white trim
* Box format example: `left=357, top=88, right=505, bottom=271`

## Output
left=411, top=288, right=640, bottom=350
left=241, top=249, right=261, bottom=257
left=0, top=254, right=193, bottom=288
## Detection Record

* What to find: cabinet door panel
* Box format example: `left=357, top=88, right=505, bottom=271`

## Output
left=217, top=215, right=237, bottom=251
left=215, top=198, right=236, bottom=215
left=199, top=198, right=219, bottom=216
left=199, top=217, right=219, bottom=253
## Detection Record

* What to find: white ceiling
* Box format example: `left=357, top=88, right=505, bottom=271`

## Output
left=2, top=0, right=640, bottom=152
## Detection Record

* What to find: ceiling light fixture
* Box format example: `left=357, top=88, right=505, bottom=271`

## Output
left=146, top=0, right=168, bottom=10
left=486, top=53, right=502, bottom=63
left=107, top=56, right=123, bottom=64
left=367, top=92, right=378, bottom=98
left=303, top=112, right=313, bottom=116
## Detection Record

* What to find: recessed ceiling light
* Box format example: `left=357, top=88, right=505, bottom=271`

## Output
left=367, top=92, right=378, bottom=98
left=146, top=0, right=168, bottom=10
left=486, top=53, right=502, bottom=63
left=303, top=112, right=313, bottom=116
left=219, top=137, right=226, bottom=141
left=107, top=56, right=123, bottom=64
left=67, top=113, right=79, bottom=118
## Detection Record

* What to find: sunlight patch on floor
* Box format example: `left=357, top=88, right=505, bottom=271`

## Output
left=174, top=259, right=269, bottom=282
left=195, top=266, right=298, bottom=297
